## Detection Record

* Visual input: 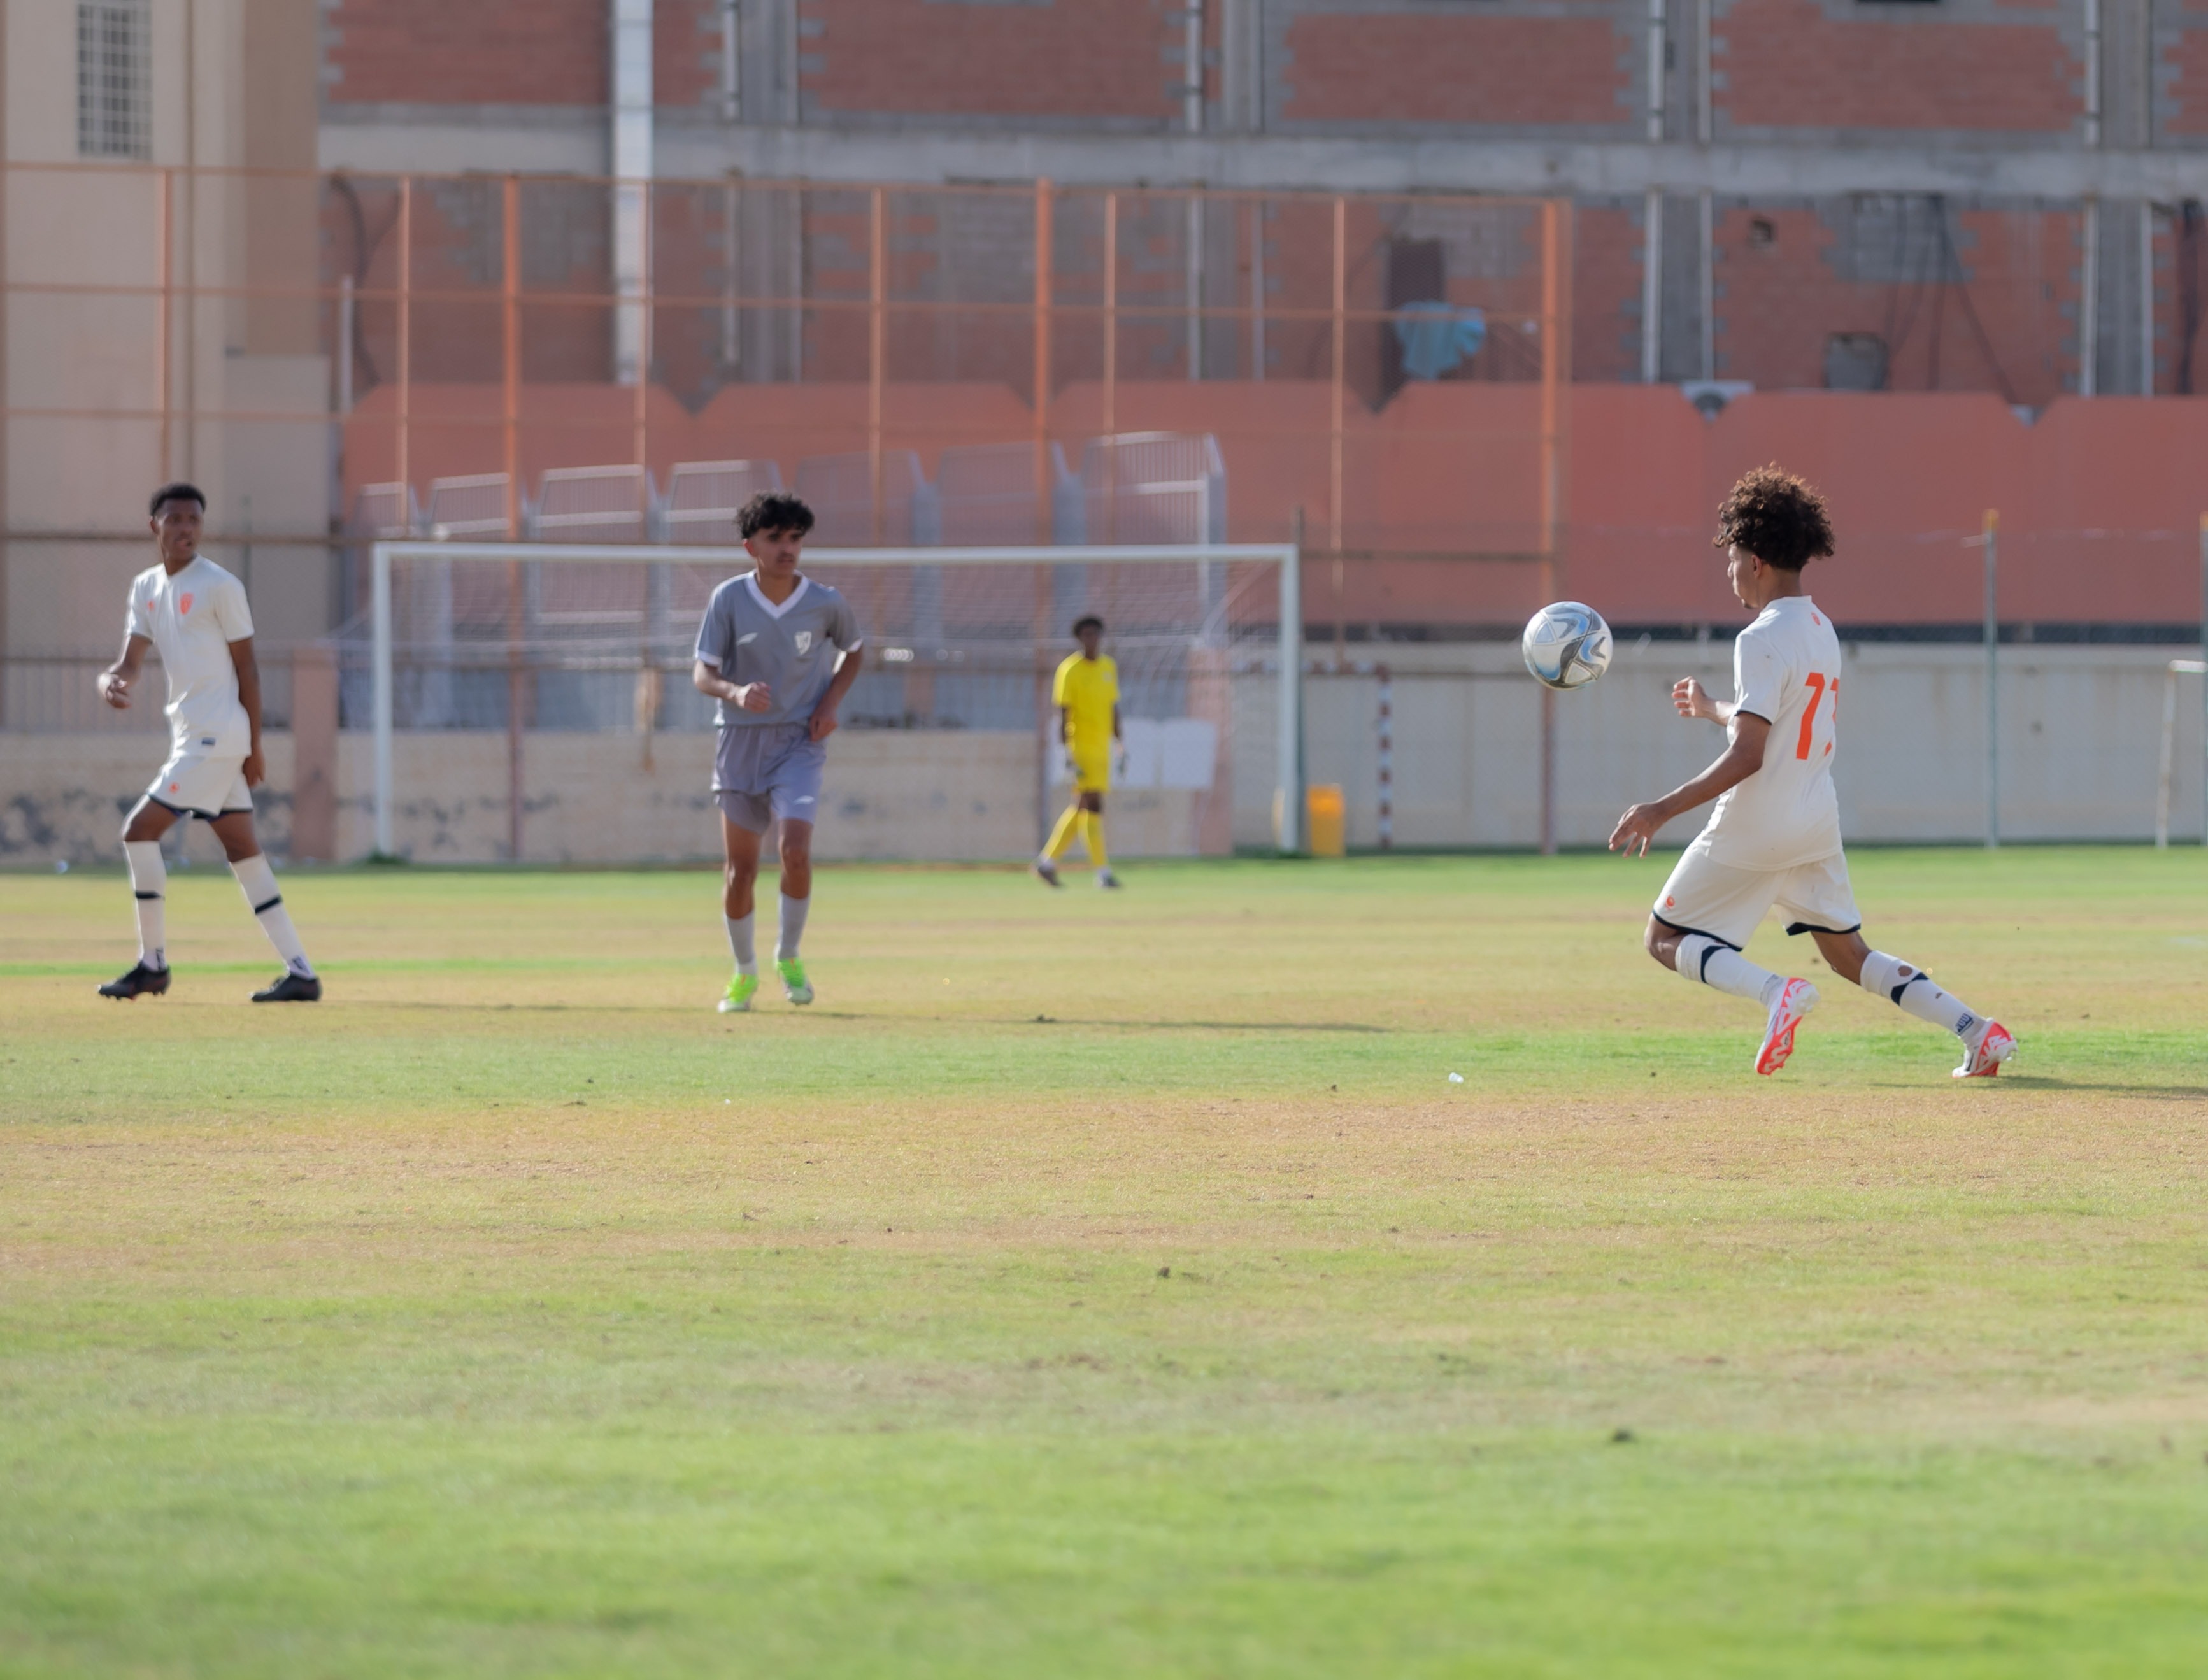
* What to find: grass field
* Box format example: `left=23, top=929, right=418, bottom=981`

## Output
left=3, top=847, right=2205, bottom=1677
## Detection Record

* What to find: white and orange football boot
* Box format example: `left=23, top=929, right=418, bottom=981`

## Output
left=1754, top=978, right=1820, bottom=1076
left=1953, top=1021, right=2016, bottom=1078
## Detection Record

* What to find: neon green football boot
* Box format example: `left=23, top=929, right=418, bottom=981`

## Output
left=718, top=971, right=760, bottom=1014
left=776, top=957, right=815, bottom=1006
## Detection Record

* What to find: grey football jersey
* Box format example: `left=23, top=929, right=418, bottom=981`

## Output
left=694, top=573, right=864, bottom=729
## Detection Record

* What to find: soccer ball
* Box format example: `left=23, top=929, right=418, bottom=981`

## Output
left=1521, top=601, right=1613, bottom=691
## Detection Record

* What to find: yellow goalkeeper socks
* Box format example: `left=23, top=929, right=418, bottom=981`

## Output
left=1044, top=805, right=1082, bottom=860
left=1081, top=812, right=1109, bottom=869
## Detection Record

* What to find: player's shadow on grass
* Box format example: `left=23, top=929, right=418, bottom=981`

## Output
left=1010, top=1016, right=1388, bottom=1034
left=1990, top=1074, right=2208, bottom=1100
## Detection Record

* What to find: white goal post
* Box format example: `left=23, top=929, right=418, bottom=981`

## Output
left=367, top=540, right=1304, bottom=861
left=2155, top=658, right=2207, bottom=849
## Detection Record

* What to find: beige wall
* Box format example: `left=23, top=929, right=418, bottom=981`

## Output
left=3, top=646, right=2200, bottom=864
left=0, top=728, right=1212, bottom=865
left=1, top=0, right=331, bottom=679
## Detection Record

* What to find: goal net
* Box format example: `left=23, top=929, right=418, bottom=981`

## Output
left=355, top=543, right=1302, bottom=864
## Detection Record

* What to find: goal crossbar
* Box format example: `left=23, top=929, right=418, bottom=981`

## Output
left=367, top=539, right=1304, bottom=860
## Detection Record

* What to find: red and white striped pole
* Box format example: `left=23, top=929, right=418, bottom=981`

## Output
left=1376, top=661, right=1393, bottom=851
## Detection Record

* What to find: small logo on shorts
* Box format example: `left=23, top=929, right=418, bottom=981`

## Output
left=200, top=737, right=215, bottom=747
left=796, top=794, right=816, bottom=804
left=1665, top=895, right=1675, bottom=906
left=794, top=630, right=814, bottom=655
left=169, top=783, right=180, bottom=793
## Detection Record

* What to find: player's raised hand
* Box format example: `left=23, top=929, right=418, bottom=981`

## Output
left=1608, top=801, right=1666, bottom=857
left=736, top=681, right=772, bottom=713
left=1673, top=677, right=1720, bottom=720
left=99, top=669, right=132, bottom=709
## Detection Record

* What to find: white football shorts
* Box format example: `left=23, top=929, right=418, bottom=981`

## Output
left=1651, top=842, right=1861, bottom=951
left=148, top=750, right=253, bottom=820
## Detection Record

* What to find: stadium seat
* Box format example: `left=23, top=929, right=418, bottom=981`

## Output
left=422, top=474, right=518, bottom=541
left=660, top=459, right=785, bottom=544
left=1078, top=433, right=1229, bottom=546
left=934, top=442, right=1083, bottom=547
left=529, top=465, right=656, bottom=546
left=348, top=481, right=422, bottom=539
left=794, top=450, right=940, bottom=547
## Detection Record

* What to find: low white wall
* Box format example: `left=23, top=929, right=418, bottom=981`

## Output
left=0, top=729, right=1207, bottom=865
left=1291, top=641, right=2207, bottom=849
left=4, top=644, right=2199, bottom=862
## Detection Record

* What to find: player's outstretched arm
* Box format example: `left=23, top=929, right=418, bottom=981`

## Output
left=228, top=636, right=266, bottom=787
left=1608, top=713, right=1773, bottom=857
left=808, top=645, right=865, bottom=743
left=100, top=632, right=151, bottom=709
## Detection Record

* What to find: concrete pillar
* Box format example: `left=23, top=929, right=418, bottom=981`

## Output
left=289, top=644, right=339, bottom=860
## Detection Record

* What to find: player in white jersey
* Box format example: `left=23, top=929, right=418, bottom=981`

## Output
left=94, top=484, right=320, bottom=1002
left=1609, top=467, right=2012, bottom=1078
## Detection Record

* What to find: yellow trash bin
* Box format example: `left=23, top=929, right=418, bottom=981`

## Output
left=1307, top=783, right=1346, bottom=858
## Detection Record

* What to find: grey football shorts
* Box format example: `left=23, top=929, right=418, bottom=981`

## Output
left=713, top=721, right=827, bottom=834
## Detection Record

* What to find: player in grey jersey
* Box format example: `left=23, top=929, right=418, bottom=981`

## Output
left=692, top=491, right=865, bottom=1012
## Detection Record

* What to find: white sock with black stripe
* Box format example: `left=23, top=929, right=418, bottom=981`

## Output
left=1859, top=951, right=1980, bottom=1041
left=229, top=853, right=313, bottom=978
left=124, top=840, right=166, bottom=971
left=1674, top=932, right=1786, bottom=1011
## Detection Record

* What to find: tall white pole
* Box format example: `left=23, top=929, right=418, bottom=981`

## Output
left=1983, top=510, right=1999, bottom=850
left=337, top=276, right=355, bottom=413
left=1185, top=1, right=1204, bottom=381
left=2140, top=201, right=2156, bottom=396
left=612, top=0, right=655, bottom=387
left=1279, top=520, right=1304, bottom=853
left=1642, top=189, right=1663, bottom=384
left=372, top=542, right=394, bottom=858
left=2081, top=198, right=2100, bottom=396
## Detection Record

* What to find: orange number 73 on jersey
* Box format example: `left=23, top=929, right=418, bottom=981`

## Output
left=1796, top=673, right=1839, bottom=760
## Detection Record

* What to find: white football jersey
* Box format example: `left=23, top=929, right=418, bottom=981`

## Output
left=1697, top=594, right=1844, bottom=869
left=126, top=555, right=255, bottom=756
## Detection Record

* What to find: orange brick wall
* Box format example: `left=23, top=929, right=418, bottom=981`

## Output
left=801, top=0, right=1183, bottom=122
left=325, top=0, right=610, bottom=105
left=655, top=0, right=722, bottom=109
left=1714, top=0, right=2077, bottom=132
left=1279, top=11, right=1629, bottom=127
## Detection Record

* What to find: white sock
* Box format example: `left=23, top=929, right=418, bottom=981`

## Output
left=725, top=912, right=757, bottom=975
left=1860, top=950, right=1982, bottom=1041
left=1674, top=932, right=1786, bottom=1009
left=776, top=892, right=809, bottom=962
left=124, top=840, right=166, bottom=970
left=229, top=853, right=313, bottom=978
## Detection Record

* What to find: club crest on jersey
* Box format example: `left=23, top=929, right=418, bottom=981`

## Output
left=178, top=593, right=194, bottom=615
left=794, top=630, right=814, bottom=655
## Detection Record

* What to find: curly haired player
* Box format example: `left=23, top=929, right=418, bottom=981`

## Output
left=1609, top=466, right=2015, bottom=1078
left=692, top=491, right=865, bottom=1013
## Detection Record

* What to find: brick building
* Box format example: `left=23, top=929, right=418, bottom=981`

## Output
left=317, top=0, right=2208, bottom=406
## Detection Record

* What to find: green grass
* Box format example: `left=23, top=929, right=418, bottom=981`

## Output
left=3, top=849, right=2207, bottom=1677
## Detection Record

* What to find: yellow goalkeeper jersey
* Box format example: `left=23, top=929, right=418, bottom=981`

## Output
left=1052, top=653, right=1119, bottom=755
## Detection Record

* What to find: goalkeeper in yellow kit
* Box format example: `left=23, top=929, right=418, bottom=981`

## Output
left=1033, top=614, right=1123, bottom=890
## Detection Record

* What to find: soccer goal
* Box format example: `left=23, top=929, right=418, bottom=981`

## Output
left=361, top=541, right=1304, bottom=863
